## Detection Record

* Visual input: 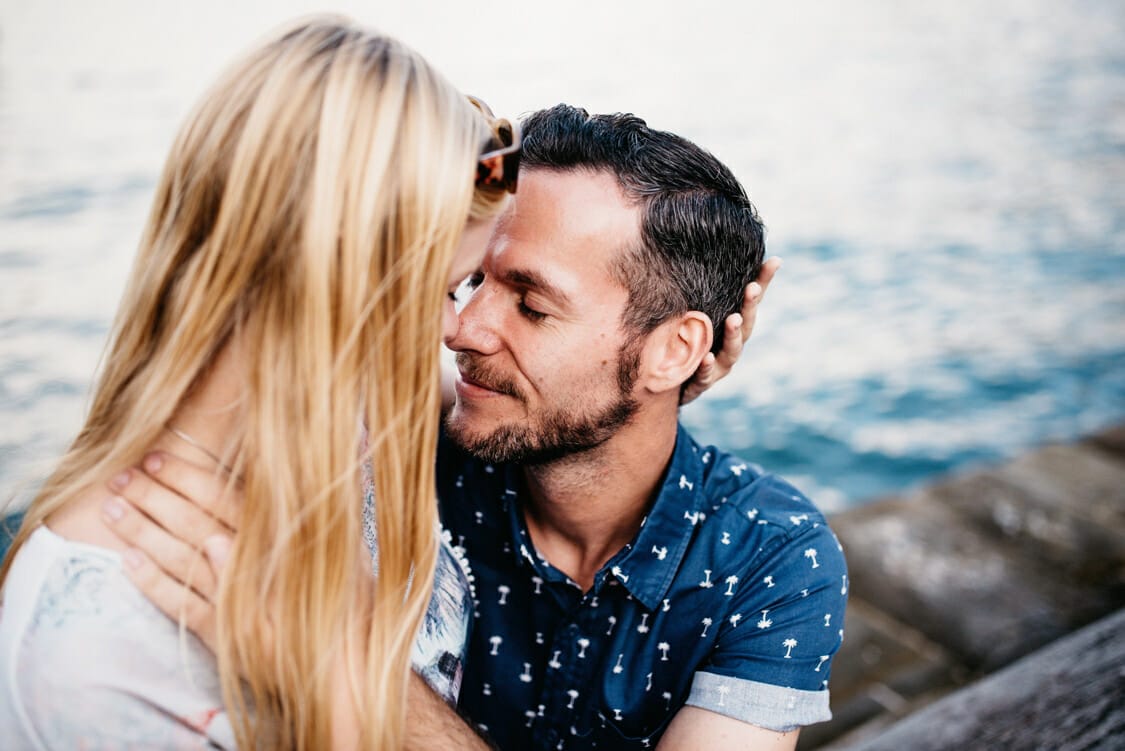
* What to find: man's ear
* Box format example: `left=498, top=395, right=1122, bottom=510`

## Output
left=639, top=312, right=713, bottom=395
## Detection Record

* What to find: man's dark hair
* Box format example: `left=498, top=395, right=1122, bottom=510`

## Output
left=520, top=104, right=765, bottom=353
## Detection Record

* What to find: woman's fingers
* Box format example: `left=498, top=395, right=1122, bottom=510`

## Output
left=102, top=495, right=219, bottom=600
left=679, top=257, right=782, bottom=406
left=120, top=545, right=219, bottom=652
left=108, top=453, right=240, bottom=544
left=735, top=256, right=781, bottom=343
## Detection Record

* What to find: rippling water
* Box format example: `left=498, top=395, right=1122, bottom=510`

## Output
left=2, top=1, right=1123, bottom=511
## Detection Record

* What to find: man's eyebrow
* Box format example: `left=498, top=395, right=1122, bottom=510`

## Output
left=501, top=268, right=574, bottom=308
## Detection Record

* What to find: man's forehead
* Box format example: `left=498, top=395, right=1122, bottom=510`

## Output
left=488, top=169, right=639, bottom=275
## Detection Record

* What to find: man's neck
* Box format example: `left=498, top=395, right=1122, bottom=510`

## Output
left=519, top=405, right=679, bottom=590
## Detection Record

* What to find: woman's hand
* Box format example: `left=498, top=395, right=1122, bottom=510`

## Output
left=680, top=257, right=781, bottom=405
left=102, top=452, right=240, bottom=651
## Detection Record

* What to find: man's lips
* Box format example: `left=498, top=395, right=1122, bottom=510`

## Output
left=455, top=370, right=509, bottom=398
left=458, top=371, right=498, bottom=392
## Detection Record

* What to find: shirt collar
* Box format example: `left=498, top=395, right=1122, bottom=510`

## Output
left=503, top=424, right=709, bottom=611
left=601, top=423, right=708, bottom=610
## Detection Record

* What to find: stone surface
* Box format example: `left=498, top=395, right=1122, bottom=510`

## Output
left=837, top=608, right=1125, bottom=751
left=806, top=423, right=1125, bottom=749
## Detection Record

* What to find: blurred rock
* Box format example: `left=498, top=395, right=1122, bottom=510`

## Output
left=804, top=422, right=1125, bottom=749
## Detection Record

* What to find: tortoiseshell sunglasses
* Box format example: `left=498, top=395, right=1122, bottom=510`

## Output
left=468, top=95, right=521, bottom=194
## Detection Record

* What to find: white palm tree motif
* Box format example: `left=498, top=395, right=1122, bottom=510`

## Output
left=662, top=598, right=672, bottom=613
left=567, top=689, right=579, bottom=709
left=730, top=463, right=747, bottom=476
left=662, top=691, right=673, bottom=710
left=611, top=565, right=629, bottom=583
left=841, top=574, right=849, bottom=595
left=645, top=672, right=653, bottom=691
left=637, top=613, right=651, bottom=634
left=782, top=638, right=798, bottom=659
left=531, top=576, right=544, bottom=594
left=729, top=613, right=743, bottom=628
left=489, top=635, right=502, bottom=656
left=763, top=575, right=775, bottom=588
left=613, top=708, right=624, bottom=721
left=790, top=513, right=809, bottom=525
left=815, top=655, right=830, bottom=672
left=657, top=642, right=671, bottom=661
left=520, top=662, right=533, bottom=682
left=525, top=710, right=536, bottom=727
left=721, top=532, right=731, bottom=545
left=652, top=545, right=668, bottom=560
left=804, top=548, right=820, bottom=568
left=498, top=585, right=510, bottom=605
left=536, top=632, right=545, bottom=645
left=757, top=610, right=772, bottom=629
left=606, top=615, right=617, bottom=636
left=724, top=575, right=739, bottom=596
left=684, top=510, right=702, bottom=525
left=548, top=650, right=562, bottom=669
left=747, top=508, right=759, bottom=520
left=717, top=684, right=730, bottom=706
left=613, top=653, right=625, bottom=674
left=679, top=474, right=693, bottom=490
left=482, top=683, right=492, bottom=695
left=700, top=617, right=713, bottom=637
left=824, top=613, right=832, bottom=628
left=577, top=637, right=590, bottom=658
left=699, top=569, right=715, bottom=588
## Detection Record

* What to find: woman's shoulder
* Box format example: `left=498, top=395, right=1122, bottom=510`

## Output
left=0, top=526, right=231, bottom=749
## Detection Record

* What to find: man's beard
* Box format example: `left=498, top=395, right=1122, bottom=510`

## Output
left=445, top=343, right=641, bottom=466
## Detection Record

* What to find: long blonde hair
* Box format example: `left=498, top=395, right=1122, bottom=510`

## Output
left=2, top=16, right=506, bottom=749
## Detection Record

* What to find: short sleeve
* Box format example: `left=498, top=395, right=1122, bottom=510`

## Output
left=687, top=519, right=848, bottom=732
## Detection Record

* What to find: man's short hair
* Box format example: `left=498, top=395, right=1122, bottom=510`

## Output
left=521, top=104, right=765, bottom=353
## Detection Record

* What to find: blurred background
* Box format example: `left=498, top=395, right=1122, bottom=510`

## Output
left=2, top=0, right=1123, bottom=512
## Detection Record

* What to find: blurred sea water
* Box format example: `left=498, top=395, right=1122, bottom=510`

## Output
left=1, top=0, right=1123, bottom=511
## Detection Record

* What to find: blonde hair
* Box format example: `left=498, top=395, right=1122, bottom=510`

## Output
left=2, top=16, right=507, bottom=750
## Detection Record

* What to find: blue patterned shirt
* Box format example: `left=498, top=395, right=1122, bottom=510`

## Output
left=437, top=424, right=848, bottom=750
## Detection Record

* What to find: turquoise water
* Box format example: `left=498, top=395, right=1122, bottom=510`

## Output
left=2, top=1, right=1123, bottom=511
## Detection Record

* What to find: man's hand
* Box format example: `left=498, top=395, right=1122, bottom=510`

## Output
left=102, top=452, right=239, bottom=650
left=681, top=257, right=781, bottom=405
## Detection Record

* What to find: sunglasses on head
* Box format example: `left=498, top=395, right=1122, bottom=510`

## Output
left=468, top=95, right=521, bottom=194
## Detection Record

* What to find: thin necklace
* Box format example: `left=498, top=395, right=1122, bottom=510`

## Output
left=165, top=424, right=235, bottom=475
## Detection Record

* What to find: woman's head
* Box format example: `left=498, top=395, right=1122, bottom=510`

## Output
left=5, top=16, right=511, bottom=750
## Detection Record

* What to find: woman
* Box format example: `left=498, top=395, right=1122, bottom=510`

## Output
left=0, top=16, right=514, bottom=749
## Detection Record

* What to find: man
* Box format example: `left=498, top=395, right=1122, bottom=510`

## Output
left=99, top=105, right=844, bottom=749
left=433, top=105, right=846, bottom=749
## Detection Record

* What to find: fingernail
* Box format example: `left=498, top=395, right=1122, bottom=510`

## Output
left=730, top=313, right=743, bottom=328
left=773, top=256, right=784, bottom=268
left=143, top=452, right=163, bottom=473
left=102, top=497, right=126, bottom=522
left=749, top=283, right=762, bottom=299
left=123, top=548, right=143, bottom=570
left=109, top=470, right=131, bottom=490
left=204, top=536, right=232, bottom=569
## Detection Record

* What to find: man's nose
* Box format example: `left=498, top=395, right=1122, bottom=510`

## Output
left=444, top=284, right=503, bottom=354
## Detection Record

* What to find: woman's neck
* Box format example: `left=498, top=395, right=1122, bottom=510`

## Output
left=45, top=341, right=245, bottom=550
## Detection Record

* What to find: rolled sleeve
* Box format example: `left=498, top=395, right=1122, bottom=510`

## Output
left=686, top=671, right=832, bottom=732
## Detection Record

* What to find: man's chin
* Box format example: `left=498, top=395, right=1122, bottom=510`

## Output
left=444, top=416, right=528, bottom=465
